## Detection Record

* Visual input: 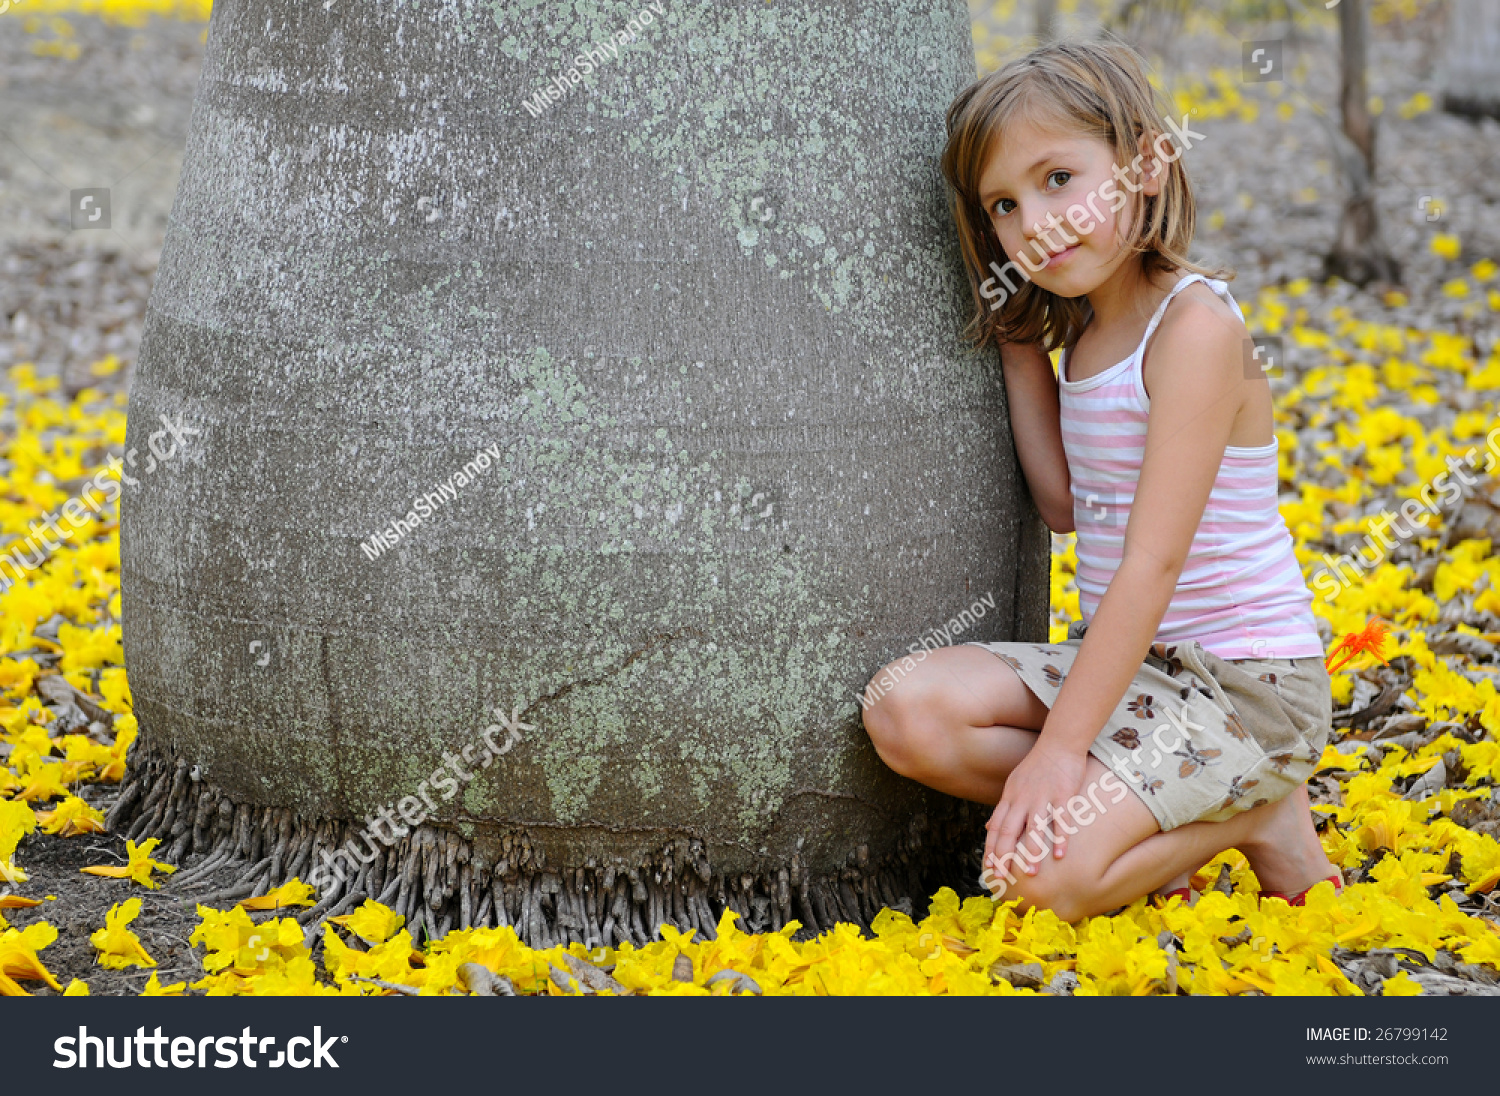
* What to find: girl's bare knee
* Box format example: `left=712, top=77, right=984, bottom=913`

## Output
left=1014, top=878, right=1089, bottom=923
left=861, top=688, right=929, bottom=778
left=990, top=855, right=1093, bottom=923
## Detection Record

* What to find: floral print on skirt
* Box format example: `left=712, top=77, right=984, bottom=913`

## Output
left=965, top=618, right=1333, bottom=831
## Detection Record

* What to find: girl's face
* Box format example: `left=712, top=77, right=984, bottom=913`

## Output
left=976, top=113, right=1161, bottom=299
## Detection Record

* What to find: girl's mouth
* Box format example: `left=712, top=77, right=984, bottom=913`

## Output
left=1045, top=245, right=1080, bottom=268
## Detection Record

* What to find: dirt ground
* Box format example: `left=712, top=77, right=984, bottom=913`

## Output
left=4, top=815, right=241, bottom=994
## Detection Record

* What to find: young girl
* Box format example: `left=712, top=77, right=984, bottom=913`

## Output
left=861, top=39, right=1340, bottom=921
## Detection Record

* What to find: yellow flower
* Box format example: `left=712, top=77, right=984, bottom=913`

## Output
left=238, top=878, right=317, bottom=911
left=1398, top=91, right=1433, bottom=119
left=90, top=898, right=156, bottom=970
left=1074, top=916, right=1167, bottom=995
left=0, top=657, right=40, bottom=697
left=235, top=955, right=347, bottom=996
left=97, top=717, right=136, bottom=782
left=0, top=921, right=61, bottom=995
left=328, top=899, right=405, bottom=944
left=1317, top=744, right=1368, bottom=774
left=35, top=794, right=106, bottom=836
left=1459, top=838, right=1500, bottom=894
left=80, top=837, right=178, bottom=889
left=0, top=798, right=38, bottom=883
left=14, top=757, right=71, bottom=803
left=140, top=972, right=185, bottom=996
left=322, top=925, right=422, bottom=988
left=63, top=979, right=90, bottom=996
left=1368, top=851, right=1452, bottom=907
left=1430, top=234, right=1462, bottom=261
left=190, top=905, right=309, bottom=976
left=1455, top=930, right=1500, bottom=970
left=56, top=622, right=123, bottom=672
left=1381, top=971, right=1424, bottom=996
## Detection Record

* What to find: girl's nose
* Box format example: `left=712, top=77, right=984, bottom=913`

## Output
left=1020, top=211, right=1050, bottom=247
left=1016, top=201, right=1051, bottom=241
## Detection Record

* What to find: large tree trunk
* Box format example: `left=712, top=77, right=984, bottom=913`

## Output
left=115, top=0, right=1049, bottom=947
left=1440, top=0, right=1500, bottom=121
left=1323, top=0, right=1400, bottom=286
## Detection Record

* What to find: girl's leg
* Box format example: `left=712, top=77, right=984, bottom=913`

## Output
left=1176, top=784, right=1336, bottom=898
left=860, top=645, right=1052, bottom=803
left=859, top=649, right=1328, bottom=916
left=861, top=647, right=1207, bottom=895
left=988, top=756, right=1337, bottom=922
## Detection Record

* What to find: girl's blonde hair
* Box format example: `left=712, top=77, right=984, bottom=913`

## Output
left=941, top=38, right=1232, bottom=353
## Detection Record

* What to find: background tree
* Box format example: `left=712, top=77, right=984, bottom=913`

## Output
left=1322, top=0, right=1400, bottom=285
left=1440, top=0, right=1500, bottom=121
left=113, top=0, right=1049, bottom=946
left=1036, top=0, right=1059, bottom=42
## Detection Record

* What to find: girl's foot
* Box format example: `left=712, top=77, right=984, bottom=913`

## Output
left=1238, top=785, right=1340, bottom=898
left=1150, top=870, right=1194, bottom=904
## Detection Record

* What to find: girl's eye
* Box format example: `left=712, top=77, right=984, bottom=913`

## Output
left=990, top=172, right=1069, bottom=217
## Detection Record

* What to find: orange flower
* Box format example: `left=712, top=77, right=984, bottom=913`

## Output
left=1325, top=618, right=1392, bottom=675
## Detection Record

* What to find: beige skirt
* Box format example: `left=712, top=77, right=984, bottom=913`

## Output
left=965, top=619, right=1333, bottom=831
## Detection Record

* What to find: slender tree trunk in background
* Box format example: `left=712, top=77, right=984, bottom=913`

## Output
left=1323, top=0, right=1400, bottom=286
left=115, top=0, right=1049, bottom=945
left=1036, top=0, right=1058, bottom=42
left=1440, top=0, right=1500, bottom=121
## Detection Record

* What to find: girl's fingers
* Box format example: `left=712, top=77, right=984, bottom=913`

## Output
left=1024, top=815, right=1041, bottom=874
left=1040, top=804, right=1064, bottom=859
left=1024, top=805, right=1053, bottom=874
left=983, top=806, right=1008, bottom=873
left=990, top=809, right=1014, bottom=869
left=991, top=806, right=1024, bottom=873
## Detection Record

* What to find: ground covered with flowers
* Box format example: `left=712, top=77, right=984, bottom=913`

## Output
left=3, top=0, right=1500, bottom=995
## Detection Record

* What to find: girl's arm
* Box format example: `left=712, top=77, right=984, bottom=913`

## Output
left=999, top=341, right=1073, bottom=533
left=984, top=300, right=1251, bottom=873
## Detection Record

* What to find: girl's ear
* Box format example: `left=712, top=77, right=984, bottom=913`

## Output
left=1136, top=130, right=1163, bottom=197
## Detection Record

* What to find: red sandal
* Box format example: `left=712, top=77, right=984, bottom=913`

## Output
left=1151, top=886, right=1193, bottom=906
left=1260, top=871, right=1343, bottom=906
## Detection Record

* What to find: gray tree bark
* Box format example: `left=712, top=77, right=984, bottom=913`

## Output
left=1036, top=0, right=1059, bottom=42
left=1323, top=0, right=1400, bottom=286
left=1440, top=0, right=1500, bottom=121
left=116, top=0, right=1048, bottom=946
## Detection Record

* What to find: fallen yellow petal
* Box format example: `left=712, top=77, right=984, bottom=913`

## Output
left=238, top=878, right=317, bottom=911
left=90, top=898, right=157, bottom=971
left=81, top=838, right=177, bottom=890
left=140, top=972, right=185, bottom=996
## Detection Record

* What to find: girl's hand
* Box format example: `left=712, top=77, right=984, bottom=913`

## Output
left=983, top=740, right=1088, bottom=889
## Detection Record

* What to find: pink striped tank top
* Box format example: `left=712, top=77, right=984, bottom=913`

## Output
left=1059, top=272, right=1323, bottom=660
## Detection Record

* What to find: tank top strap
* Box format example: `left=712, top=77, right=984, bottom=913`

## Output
left=1135, top=272, right=1213, bottom=357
